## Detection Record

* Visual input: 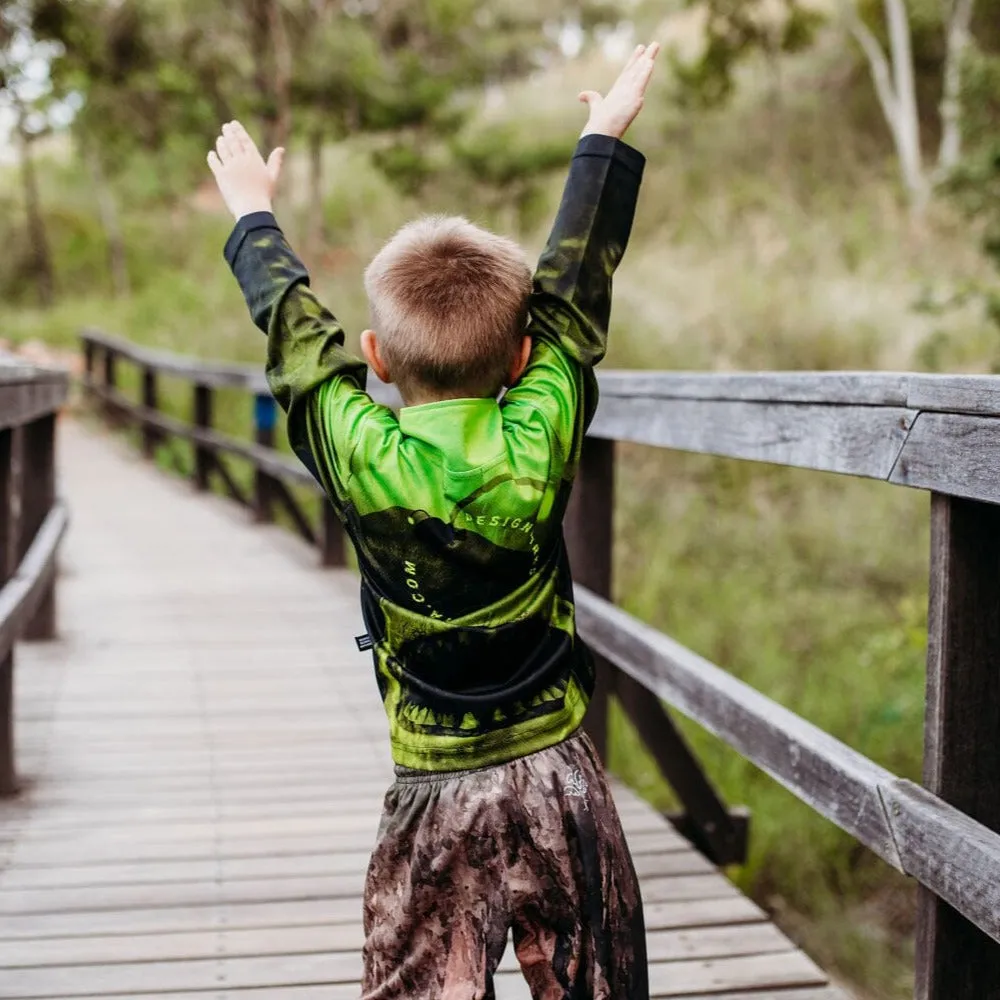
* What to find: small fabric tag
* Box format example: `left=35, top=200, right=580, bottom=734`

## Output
left=355, top=633, right=374, bottom=652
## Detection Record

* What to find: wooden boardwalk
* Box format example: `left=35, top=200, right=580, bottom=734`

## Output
left=1, top=422, right=847, bottom=1000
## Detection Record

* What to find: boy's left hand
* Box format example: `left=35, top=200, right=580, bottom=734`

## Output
left=207, top=121, right=285, bottom=221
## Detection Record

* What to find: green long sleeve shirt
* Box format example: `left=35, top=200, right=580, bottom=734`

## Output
left=224, top=133, right=644, bottom=770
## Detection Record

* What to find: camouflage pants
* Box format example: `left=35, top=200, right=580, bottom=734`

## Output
left=361, top=729, right=648, bottom=1000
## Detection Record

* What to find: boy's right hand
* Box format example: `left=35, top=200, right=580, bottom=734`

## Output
left=579, top=42, right=661, bottom=141
left=207, top=121, right=285, bottom=221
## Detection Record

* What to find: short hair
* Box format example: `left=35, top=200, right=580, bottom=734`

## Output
left=363, top=216, right=532, bottom=400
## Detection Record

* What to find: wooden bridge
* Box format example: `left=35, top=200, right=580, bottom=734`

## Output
left=3, top=333, right=1000, bottom=1000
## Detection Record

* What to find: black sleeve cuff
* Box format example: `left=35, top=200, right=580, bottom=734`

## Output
left=573, top=133, right=645, bottom=180
left=223, top=211, right=282, bottom=269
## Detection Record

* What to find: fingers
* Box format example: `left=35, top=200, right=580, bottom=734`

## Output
left=578, top=90, right=602, bottom=107
left=635, top=43, right=661, bottom=89
left=624, top=43, right=646, bottom=70
left=224, top=120, right=256, bottom=156
left=215, top=132, right=235, bottom=164
left=207, top=150, right=222, bottom=176
left=266, top=147, right=285, bottom=185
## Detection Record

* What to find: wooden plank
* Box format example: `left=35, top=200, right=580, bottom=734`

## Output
left=563, top=435, right=615, bottom=760
left=617, top=677, right=746, bottom=865
left=84, top=379, right=321, bottom=490
left=2, top=837, right=702, bottom=895
left=2, top=923, right=791, bottom=971
left=596, top=370, right=911, bottom=406
left=590, top=397, right=916, bottom=482
left=1, top=942, right=822, bottom=998
left=80, top=329, right=257, bottom=389
left=597, top=369, right=1000, bottom=418
left=646, top=952, right=827, bottom=995
left=1, top=951, right=365, bottom=997
left=0, top=374, right=68, bottom=432
left=891, top=412, right=1000, bottom=505
left=580, top=585, right=1000, bottom=951
left=904, top=374, right=1000, bottom=416
left=0, top=893, right=767, bottom=943
left=916, top=494, right=1000, bottom=1000
left=0, top=849, right=376, bottom=889
left=0, top=420, right=838, bottom=1000
left=0, top=501, right=69, bottom=664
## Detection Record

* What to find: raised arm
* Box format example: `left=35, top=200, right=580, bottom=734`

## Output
left=503, top=43, right=658, bottom=452
left=211, top=123, right=397, bottom=502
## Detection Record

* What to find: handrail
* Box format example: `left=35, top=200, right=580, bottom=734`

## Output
left=576, top=586, right=1000, bottom=946
left=0, top=363, right=69, bottom=796
left=79, top=328, right=1000, bottom=1000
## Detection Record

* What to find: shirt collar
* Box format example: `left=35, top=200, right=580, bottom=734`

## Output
left=398, top=396, right=503, bottom=467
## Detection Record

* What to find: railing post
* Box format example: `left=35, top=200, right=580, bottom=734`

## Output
left=193, top=384, right=213, bottom=491
left=21, top=414, right=56, bottom=640
left=141, top=367, right=159, bottom=459
left=564, top=435, right=615, bottom=762
left=101, top=347, right=117, bottom=423
left=83, top=338, right=95, bottom=393
left=253, top=393, right=277, bottom=523
left=0, top=427, right=20, bottom=796
left=916, top=493, right=1000, bottom=1000
left=320, top=501, right=345, bottom=567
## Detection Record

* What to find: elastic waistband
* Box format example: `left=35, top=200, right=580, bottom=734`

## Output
left=392, top=727, right=587, bottom=785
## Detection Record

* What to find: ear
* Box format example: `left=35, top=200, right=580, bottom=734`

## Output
left=361, top=330, right=392, bottom=384
left=506, top=335, right=533, bottom=387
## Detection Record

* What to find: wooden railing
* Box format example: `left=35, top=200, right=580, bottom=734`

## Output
left=80, top=329, right=366, bottom=566
left=81, top=328, right=1000, bottom=1000
left=0, top=360, right=70, bottom=796
left=565, top=371, right=1000, bottom=1000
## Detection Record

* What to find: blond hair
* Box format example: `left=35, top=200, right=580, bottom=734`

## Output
left=364, top=216, right=532, bottom=401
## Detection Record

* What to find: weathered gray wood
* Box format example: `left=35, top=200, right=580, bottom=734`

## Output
left=916, top=494, right=1000, bottom=1000
left=578, top=585, right=1000, bottom=950
left=576, top=587, right=904, bottom=871
left=887, top=780, right=1000, bottom=951
left=192, top=384, right=213, bottom=491
left=597, top=369, right=1000, bottom=418
left=82, top=329, right=258, bottom=389
left=590, top=397, right=917, bottom=481
left=597, top=370, right=912, bottom=406
left=85, top=379, right=320, bottom=490
left=0, top=503, right=70, bottom=664
left=904, top=374, right=1000, bottom=416
left=140, top=366, right=159, bottom=458
left=618, top=679, right=747, bottom=866
left=21, top=414, right=56, bottom=640
left=891, top=412, right=1000, bottom=505
left=0, top=374, right=68, bottom=432
left=0, top=922, right=789, bottom=970
left=2, top=421, right=838, bottom=999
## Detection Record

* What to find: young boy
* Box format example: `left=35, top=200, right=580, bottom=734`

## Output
left=209, top=42, right=660, bottom=1000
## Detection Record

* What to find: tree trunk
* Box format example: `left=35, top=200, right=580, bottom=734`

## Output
left=246, top=0, right=291, bottom=153
left=17, top=118, right=54, bottom=308
left=838, top=0, right=930, bottom=213
left=937, top=0, right=977, bottom=179
left=86, top=145, right=129, bottom=298
left=884, top=0, right=928, bottom=210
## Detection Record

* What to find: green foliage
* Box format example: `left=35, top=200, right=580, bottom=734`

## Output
left=672, top=0, right=824, bottom=107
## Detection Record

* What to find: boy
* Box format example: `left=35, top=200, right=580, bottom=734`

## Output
left=209, top=42, right=660, bottom=1000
